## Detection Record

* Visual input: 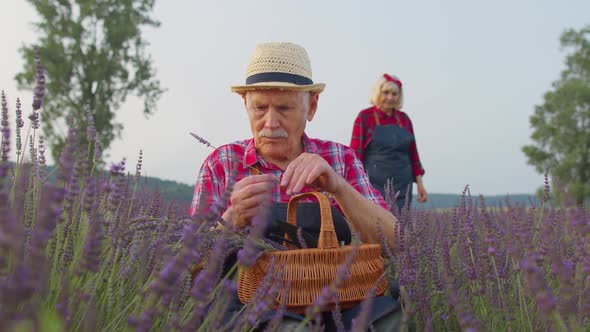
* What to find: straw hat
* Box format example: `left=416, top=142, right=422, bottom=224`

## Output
left=231, top=42, right=325, bottom=94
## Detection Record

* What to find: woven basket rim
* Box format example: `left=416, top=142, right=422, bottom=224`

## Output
left=257, top=243, right=382, bottom=257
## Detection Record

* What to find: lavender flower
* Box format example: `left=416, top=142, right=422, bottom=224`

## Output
left=542, top=170, right=550, bottom=204
left=447, top=279, right=480, bottom=331
left=93, top=134, right=102, bottom=164
left=86, top=113, right=96, bottom=143
left=147, top=190, right=160, bottom=217
left=520, top=254, right=557, bottom=315
left=32, top=50, right=46, bottom=112
left=15, top=98, right=23, bottom=155
left=350, top=286, right=377, bottom=332
left=237, top=209, right=270, bottom=267
left=306, top=240, right=360, bottom=318
left=190, top=131, right=214, bottom=149
left=134, top=149, right=143, bottom=183
left=182, top=229, right=232, bottom=331
left=263, top=282, right=290, bottom=332
left=244, top=258, right=281, bottom=327
left=28, top=111, right=40, bottom=130
left=1, top=91, right=9, bottom=165
left=330, top=296, right=346, bottom=332
left=296, top=227, right=308, bottom=249
left=78, top=179, right=104, bottom=274
left=28, top=184, right=66, bottom=295
left=207, top=280, right=239, bottom=330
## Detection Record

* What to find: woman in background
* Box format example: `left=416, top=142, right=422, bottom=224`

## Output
left=350, top=73, right=427, bottom=212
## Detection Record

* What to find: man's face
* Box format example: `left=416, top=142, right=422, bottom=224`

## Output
left=245, top=90, right=318, bottom=164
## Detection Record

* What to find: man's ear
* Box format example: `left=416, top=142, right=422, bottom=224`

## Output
left=306, top=93, right=319, bottom=121
left=242, top=93, right=248, bottom=110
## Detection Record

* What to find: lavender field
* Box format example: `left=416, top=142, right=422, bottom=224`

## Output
left=1, top=64, right=589, bottom=332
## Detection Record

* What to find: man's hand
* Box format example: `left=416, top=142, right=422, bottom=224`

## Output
left=280, top=153, right=344, bottom=195
left=227, top=174, right=275, bottom=228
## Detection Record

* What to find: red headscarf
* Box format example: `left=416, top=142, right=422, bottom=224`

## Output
left=383, top=73, right=402, bottom=90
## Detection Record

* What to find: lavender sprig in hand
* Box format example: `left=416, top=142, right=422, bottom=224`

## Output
left=189, top=131, right=265, bottom=175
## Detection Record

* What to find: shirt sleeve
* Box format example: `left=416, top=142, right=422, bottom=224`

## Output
left=343, top=146, right=388, bottom=210
left=404, top=116, right=426, bottom=180
left=188, top=151, right=225, bottom=217
left=350, top=113, right=367, bottom=163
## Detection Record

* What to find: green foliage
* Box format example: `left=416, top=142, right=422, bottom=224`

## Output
left=522, top=25, right=590, bottom=206
left=15, top=0, right=164, bottom=161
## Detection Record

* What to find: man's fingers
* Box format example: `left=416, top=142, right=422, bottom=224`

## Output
left=235, top=174, right=277, bottom=190
left=292, top=162, right=323, bottom=194
left=232, top=181, right=274, bottom=204
left=281, top=156, right=305, bottom=189
left=235, top=197, right=272, bottom=221
left=236, top=192, right=271, bottom=211
left=305, top=163, right=325, bottom=186
left=286, top=161, right=310, bottom=194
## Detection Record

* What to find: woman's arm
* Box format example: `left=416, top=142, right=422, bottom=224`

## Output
left=350, top=113, right=367, bottom=163
left=404, top=115, right=425, bottom=181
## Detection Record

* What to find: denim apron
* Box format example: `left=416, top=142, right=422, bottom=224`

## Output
left=222, top=199, right=401, bottom=331
left=363, top=111, right=414, bottom=211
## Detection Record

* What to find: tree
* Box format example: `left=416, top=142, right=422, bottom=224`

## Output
left=16, top=0, right=164, bottom=161
left=522, top=25, right=590, bottom=206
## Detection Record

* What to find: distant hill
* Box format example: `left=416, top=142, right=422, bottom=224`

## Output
left=38, top=164, right=195, bottom=208
left=127, top=177, right=539, bottom=210
left=410, top=193, right=538, bottom=210
left=136, top=175, right=194, bottom=207
left=142, top=178, right=538, bottom=210
left=36, top=164, right=539, bottom=210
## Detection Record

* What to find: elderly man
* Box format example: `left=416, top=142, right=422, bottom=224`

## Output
left=189, top=42, right=400, bottom=331
left=190, top=42, right=397, bottom=248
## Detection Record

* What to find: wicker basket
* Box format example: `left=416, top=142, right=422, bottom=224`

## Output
left=237, top=192, right=388, bottom=314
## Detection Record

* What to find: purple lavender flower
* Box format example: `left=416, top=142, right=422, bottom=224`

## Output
left=330, top=296, right=346, bottom=332
left=446, top=279, right=480, bottom=331
left=189, top=131, right=214, bottom=149
left=134, top=149, right=143, bottom=183
left=237, top=209, right=270, bottom=267
left=147, top=190, right=160, bottom=217
left=86, top=113, right=96, bottom=142
left=182, top=229, right=233, bottom=331
left=28, top=111, right=40, bottom=130
left=350, top=286, right=377, bottom=332
left=28, top=184, right=66, bottom=296
left=149, top=222, right=204, bottom=298
left=263, top=282, right=290, bottom=332
left=15, top=98, right=23, bottom=155
left=520, top=254, right=557, bottom=315
left=1, top=91, right=9, bottom=165
left=542, top=170, right=550, bottom=204
left=78, top=179, right=104, bottom=274
left=93, top=134, right=102, bottom=164
left=306, top=240, right=360, bottom=318
left=244, top=258, right=281, bottom=327
left=208, top=279, right=240, bottom=330
left=296, top=227, right=308, bottom=249
left=32, top=50, right=46, bottom=112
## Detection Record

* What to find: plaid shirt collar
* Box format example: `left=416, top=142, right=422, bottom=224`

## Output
left=243, top=132, right=318, bottom=169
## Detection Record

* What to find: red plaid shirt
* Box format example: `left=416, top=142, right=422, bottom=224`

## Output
left=188, top=133, right=387, bottom=217
left=350, top=106, right=425, bottom=179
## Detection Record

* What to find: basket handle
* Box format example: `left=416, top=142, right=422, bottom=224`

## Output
left=286, top=191, right=339, bottom=249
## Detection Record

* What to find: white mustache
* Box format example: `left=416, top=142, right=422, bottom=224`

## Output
left=258, top=128, right=288, bottom=138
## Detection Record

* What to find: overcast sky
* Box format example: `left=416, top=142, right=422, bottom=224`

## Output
left=1, top=0, right=589, bottom=196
